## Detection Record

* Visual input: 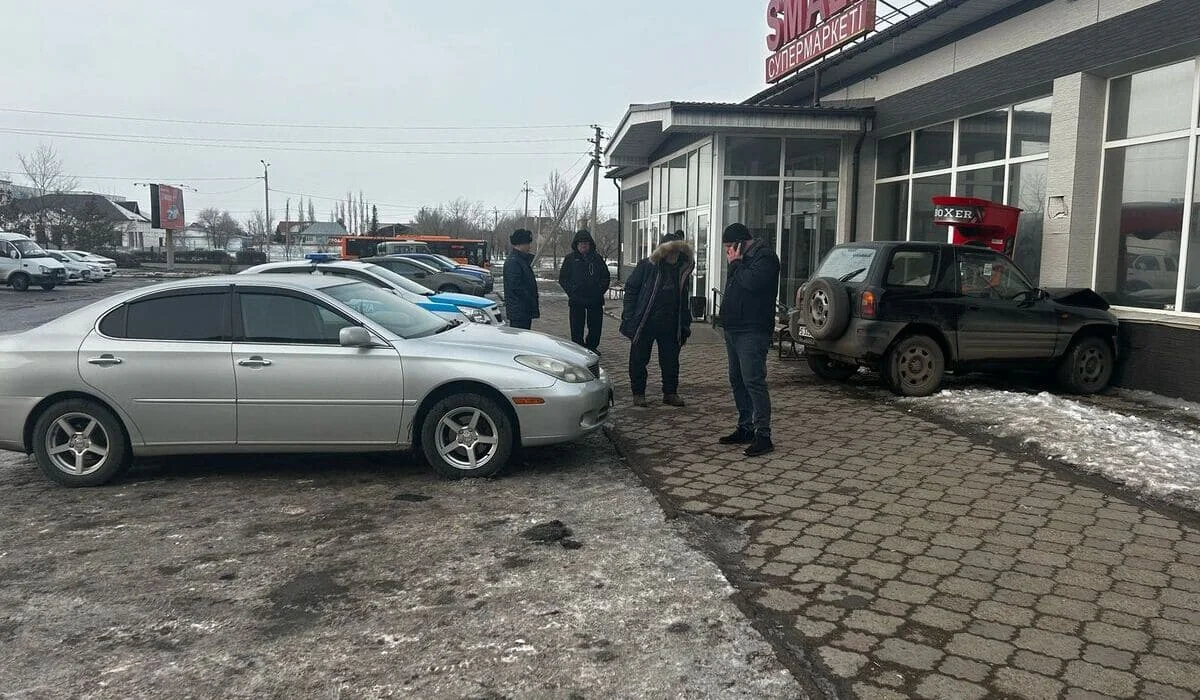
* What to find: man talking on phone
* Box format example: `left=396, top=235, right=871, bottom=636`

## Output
left=717, top=222, right=781, bottom=457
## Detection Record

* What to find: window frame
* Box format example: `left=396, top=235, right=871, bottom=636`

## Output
left=98, top=289, right=233, bottom=342
left=232, top=287, right=360, bottom=346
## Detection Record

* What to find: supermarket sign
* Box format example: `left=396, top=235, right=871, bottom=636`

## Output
left=765, top=0, right=877, bottom=83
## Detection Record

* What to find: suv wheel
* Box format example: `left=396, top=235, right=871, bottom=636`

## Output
left=886, top=335, right=945, bottom=397
left=1057, top=336, right=1113, bottom=394
left=806, top=353, right=858, bottom=381
left=802, top=277, right=851, bottom=341
left=10, top=273, right=30, bottom=291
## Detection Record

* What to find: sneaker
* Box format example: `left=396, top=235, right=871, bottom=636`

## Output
left=632, top=395, right=649, bottom=408
left=718, top=427, right=754, bottom=445
left=663, top=394, right=685, bottom=407
left=744, top=435, right=775, bottom=458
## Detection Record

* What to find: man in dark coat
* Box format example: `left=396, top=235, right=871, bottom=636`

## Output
left=620, top=232, right=694, bottom=408
left=503, top=228, right=538, bottom=329
left=558, top=229, right=611, bottom=351
left=717, top=222, right=781, bottom=457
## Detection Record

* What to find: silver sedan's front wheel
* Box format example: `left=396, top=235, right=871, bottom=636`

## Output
left=421, top=393, right=513, bottom=479
left=32, top=399, right=129, bottom=487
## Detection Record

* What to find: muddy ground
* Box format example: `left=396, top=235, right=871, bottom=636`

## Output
left=0, top=434, right=803, bottom=699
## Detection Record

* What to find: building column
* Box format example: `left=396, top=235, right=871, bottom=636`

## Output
left=1041, top=72, right=1108, bottom=287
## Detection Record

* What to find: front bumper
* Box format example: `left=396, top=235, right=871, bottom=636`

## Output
left=511, top=371, right=613, bottom=446
left=31, top=269, right=68, bottom=285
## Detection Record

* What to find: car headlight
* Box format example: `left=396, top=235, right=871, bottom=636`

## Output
left=515, top=355, right=593, bottom=383
left=457, top=306, right=490, bottom=323
left=39, top=265, right=52, bottom=274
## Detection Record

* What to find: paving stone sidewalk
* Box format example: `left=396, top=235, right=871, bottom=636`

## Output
left=540, top=293, right=1200, bottom=700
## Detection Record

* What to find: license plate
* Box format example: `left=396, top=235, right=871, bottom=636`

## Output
left=795, top=325, right=814, bottom=342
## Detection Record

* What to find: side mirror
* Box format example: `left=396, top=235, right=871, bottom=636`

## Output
left=339, top=326, right=374, bottom=347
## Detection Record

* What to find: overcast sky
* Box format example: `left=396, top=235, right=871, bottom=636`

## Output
left=0, top=0, right=770, bottom=227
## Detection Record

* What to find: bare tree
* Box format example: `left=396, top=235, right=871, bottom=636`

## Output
left=195, top=208, right=244, bottom=250
left=308, top=199, right=316, bottom=224
left=19, top=142, right=78, bottom=197
left=245, top=209, right=268, bottom=248
left=541, top=170, right=582, bottom=266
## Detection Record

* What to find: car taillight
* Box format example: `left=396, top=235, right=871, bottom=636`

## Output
left=860, top=290, right=878, bottom=318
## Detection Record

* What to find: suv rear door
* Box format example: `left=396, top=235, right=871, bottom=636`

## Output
left=954, top=248, right=1057, bottom=361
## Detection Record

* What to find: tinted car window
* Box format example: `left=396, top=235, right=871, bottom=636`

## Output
left=124, top=292, right=229, bottom=341
left=239, top=293, right=348, bottom=344
left=958, top=250, right=1034, bottom=300
left=885, top=250, right=936, bottom=288
left=98, top=305, right=127, bottom=337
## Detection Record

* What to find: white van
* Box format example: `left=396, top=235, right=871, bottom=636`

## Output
left=0, top=232, right=69, bottom=291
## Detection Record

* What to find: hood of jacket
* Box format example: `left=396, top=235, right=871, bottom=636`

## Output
left=649, top=238, right=694, bottom=265
left=571, top=230, right=597, bottom=255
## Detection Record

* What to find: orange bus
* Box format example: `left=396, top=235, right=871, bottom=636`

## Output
left=333, top=236, right=491, bottom=267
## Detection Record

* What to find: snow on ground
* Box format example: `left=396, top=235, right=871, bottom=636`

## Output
left=905, top=389, right=1200, bottom=511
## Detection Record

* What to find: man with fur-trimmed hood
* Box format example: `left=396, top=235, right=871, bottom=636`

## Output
left=619, top=230, right=694, bottom=408
left=558, top=229, right=611, bottom=351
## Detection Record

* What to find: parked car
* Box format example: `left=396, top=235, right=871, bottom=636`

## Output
left=359, top=255, right=487, bottom=296
left=61, top=250, right=116, bottom=277
left=1125, top=251, right=1178, bottom=293
left=394, top=253, right=494, bottom=293
left=241, top=259, right=503, bottom=324
left=0, top=274, right=610, bottom=487
left=789, top=242, right=1119, bottom=396
left=0, top=232, right=69, bottom=291
left=45, top=250, right=102, bottom=284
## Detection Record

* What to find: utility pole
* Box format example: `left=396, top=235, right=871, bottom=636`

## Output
left=492, top=207, right=500, bottom=256
left=588, top=124, right=604, bottom=230
left=522, top=181, right=533, bottom=230
left=260, top=160, right=272, bottom=258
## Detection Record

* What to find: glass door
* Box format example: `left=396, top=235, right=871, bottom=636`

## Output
left=781, top=181, right=838, bottom=306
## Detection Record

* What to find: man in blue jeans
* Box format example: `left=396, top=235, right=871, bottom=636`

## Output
left=717, top=222, right=781, bottom=457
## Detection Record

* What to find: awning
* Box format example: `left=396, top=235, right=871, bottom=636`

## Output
left=605, top=101, right=873, bottom=178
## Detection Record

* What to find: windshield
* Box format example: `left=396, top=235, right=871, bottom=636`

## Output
left=322, top=281, right=448, bottom=338
left=814, top=247, right=878, bottom=284
left=418, top=255, right=455, bottom=271
left=12, top=240, right=49, bottom=257
left=431, top=254, right=460, bottom=269
left=361, top=264, right=435, bottom=297
left=62, top=251, right=90, bottom=262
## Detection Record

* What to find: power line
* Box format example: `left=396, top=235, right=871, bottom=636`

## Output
left=0, top=125, right=582, bottom=146
left=0, top=107, right=591, bottom=131
left=0, top=168, right=257, bottom=182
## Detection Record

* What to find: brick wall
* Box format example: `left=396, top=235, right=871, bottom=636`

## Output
left=1114, top=322, right=1200, bottom=402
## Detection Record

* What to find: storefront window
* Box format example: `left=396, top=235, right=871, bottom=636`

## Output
left=652, top=166, right=664, bottom=213
left=668, top=155, right=688, bottom=211
left=724, top=180, right=779, bottom=251
left=1096, top=139, right=1188, bottom=308
left=1107, top=60, right=1196, bottom=141
left=874, top=181, right=909, bottom=241
left=877, top=134, right=911, bottom=178
left=725, top=137, right=782, bottom=177
left=958, top=110, right=1008, bottom=166
left=1186, top=141, right=1200, bottom=312
left=687, top=150, right=700, bottom=207
left=958, top=165, right=1006, bottom=202
left=781, top=180, right=838, bottom=306
left=910, top=175, right=952, bottom=242
left=785, top=138, right=840, bottom=178
left=1009, top=161, right=1047, bottom=285
left=913, top=122, right=954, bottom=173
left=1012, top=96, right=1052, bottom=157
left=698, top=144, right=712, bottom=205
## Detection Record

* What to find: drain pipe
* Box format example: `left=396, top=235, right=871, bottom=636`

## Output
left=848, top=116, right=869, bottom=242
left=612, top=178, right=623, bottom=282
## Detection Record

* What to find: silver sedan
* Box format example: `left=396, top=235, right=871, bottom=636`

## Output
left=0, top=275, right=612, bottom=487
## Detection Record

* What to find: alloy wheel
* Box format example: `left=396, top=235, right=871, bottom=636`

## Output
left=434, top=407, right=500, bottom=472
left=44, top=412, right=112, bottom=476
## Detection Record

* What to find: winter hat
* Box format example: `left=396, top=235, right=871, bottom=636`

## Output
left=572, top=229, right=595, bottom=247
left=510, top=228, right=533, bottom=245
left=722, top=223, right=751, bottom=244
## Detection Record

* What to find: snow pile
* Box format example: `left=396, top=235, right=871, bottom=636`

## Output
left=907, top=389, right=1200, bottom=511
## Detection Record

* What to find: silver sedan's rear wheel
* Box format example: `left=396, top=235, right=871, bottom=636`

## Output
left=32, top=399, right=129, bottom=486
left=421, top=393, right=513, bottom=479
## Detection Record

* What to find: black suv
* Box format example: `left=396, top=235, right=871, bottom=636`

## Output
left=790, top=242, right=1119, bottom=397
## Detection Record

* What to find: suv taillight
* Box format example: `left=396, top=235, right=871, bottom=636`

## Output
left=860, top=289, right=878, bottom=318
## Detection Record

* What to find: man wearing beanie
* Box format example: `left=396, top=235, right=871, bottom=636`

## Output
left=619, top=231, right=695, bottom=408
left=558, top=229, right=611, bottom=351
left=717, top=222, right=780, bottom=457
left=504, top=229, right=539, bottom=330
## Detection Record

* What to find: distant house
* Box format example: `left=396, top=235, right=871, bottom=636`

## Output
left=0, top=179, right=38, bottom=201
left=18, top=192, right=158, bottom=249
left=295, top=221, right=348, bottom=245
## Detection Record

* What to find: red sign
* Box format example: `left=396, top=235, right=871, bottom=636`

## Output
left=765, top=0, right=877, bottom=83
left=150, top=184, right=185, bottom=230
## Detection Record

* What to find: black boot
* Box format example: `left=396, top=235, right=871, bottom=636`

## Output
left=718, top=427, right=754, bottom=444
left=744, top=434, right=774, bottom=457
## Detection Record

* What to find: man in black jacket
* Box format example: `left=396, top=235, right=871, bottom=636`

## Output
left=620, top=232, right=694, bottom=408
left=717, top=222, right=781, bottom=457
left=503, top=229, right=538, bottom=330
left=558, top=229, right=611, bottom=351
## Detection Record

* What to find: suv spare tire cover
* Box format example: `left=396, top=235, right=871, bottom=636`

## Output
left=802, top=277, right=851, bottom=341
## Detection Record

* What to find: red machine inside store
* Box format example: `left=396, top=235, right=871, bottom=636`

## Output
left=931, top=196, right=1023, bottom=255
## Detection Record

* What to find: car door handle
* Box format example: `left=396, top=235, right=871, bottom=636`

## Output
left=87, top=354, right=123, bottom=366
left=238, top=356, right=273, bottom=367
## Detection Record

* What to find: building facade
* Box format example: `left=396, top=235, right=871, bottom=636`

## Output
left=607, top=0, right=1200, bottom=400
